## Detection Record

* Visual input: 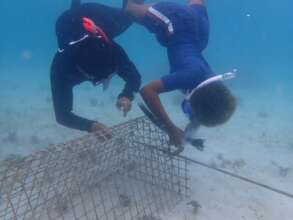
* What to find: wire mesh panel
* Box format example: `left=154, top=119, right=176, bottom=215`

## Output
left=0, top=117, right=189, bottom=220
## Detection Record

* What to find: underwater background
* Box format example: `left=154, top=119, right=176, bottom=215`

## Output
left=0, top=0, right=292, bottom=219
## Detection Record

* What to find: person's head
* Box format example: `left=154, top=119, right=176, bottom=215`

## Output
left=189, top=82, right=236, bottom=127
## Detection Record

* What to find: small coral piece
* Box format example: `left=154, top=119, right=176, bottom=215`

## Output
left=279, top=167, right=291, bottom=178
left=232, top=159, right=247, bottom=169
left=119, top=194, right=131, bottom=207
left=187, top=200, right=202, bottom=214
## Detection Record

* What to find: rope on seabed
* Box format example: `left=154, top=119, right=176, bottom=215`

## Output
left=136, top=141, right=293, bottom=200
left=178, top=154, right=293, bottom=200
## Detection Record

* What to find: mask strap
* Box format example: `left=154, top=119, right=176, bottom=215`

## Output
left=186, top=71, right=237, bottom=101
left=82, top=17, right=110, bottom=43
left=58, top=17, right=110, bottom=53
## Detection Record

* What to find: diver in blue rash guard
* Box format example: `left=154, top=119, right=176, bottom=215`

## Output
left=124, top=0, right=236, bottom=149
left=50, top=0, right=141, bottom=133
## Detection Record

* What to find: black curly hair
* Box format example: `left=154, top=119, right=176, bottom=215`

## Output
left=189, top=82, right=236, bottom=127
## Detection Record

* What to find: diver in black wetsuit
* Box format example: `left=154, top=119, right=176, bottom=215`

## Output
left=50, top=0, right=141, bottom=133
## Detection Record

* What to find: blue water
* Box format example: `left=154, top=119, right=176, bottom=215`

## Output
left=1, top=0, right=292, bottom=84
left=0, top=0, right=292, bottom=145
left=0, top=1, right=293, bottom=218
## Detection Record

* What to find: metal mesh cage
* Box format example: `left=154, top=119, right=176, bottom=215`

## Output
left=0, top=117, right=189, bottom=220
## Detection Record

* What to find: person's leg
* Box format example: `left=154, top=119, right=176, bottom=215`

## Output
left=124, top=0, right=152, bottom=22
left=105, top=8, right=133, bottom=38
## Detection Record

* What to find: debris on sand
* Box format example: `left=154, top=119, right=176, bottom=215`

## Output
left=271, top=161, right=291, bottom=178
left=279, top=167, right=291, bottom=178
left=216, top=155, right=247, bottom=170
left=119, top=194, right=131, bottom=207
left=2, top=131, right=18, bottom=143
left=187, top=200, right=202, bottom=214
left=232, top=159, right=247, bottom=169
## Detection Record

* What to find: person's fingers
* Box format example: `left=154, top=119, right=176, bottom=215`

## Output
left=118, top=100, right=131, bottom=117
left=95, top=127, right=112, bottom=142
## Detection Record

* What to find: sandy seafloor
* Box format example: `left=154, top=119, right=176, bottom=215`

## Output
left=0, top=68, right=293, bottom=220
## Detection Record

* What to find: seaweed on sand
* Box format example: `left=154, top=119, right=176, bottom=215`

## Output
left=216, top=154, right=246, bottom=170
left=272, top=161, right=291, bottom=178
left=119, top=194, right=131, bottom=207
left=187, top=200, right=202, bottom=214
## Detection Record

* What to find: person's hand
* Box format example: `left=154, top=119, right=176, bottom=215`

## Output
left=117, top=97, right=132, bottom=117
left=90, top=122, right=112, bottom=142
left=167, top=126, right=184, bottom=148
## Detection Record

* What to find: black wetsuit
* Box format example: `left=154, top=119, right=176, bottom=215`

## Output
left=50, top=1, right=141, bottom=132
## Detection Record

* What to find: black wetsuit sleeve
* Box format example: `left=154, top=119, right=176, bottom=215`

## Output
left=115, top=44, right=141, bottom=101
left=50, top=65, right=95, bottom=132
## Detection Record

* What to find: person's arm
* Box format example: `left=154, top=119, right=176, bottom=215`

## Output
left=140, top=80, right=184, bottom=146
left=51, top=71, right=96, bottom=132
left=114, top=44, right=141, bottom=116
left=115, top=44, right=141, bottom=101
left=140, top=80, right=175, bottom=130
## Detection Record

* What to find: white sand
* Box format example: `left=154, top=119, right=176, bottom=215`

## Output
left=0, top=71, right=293, bottom=219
